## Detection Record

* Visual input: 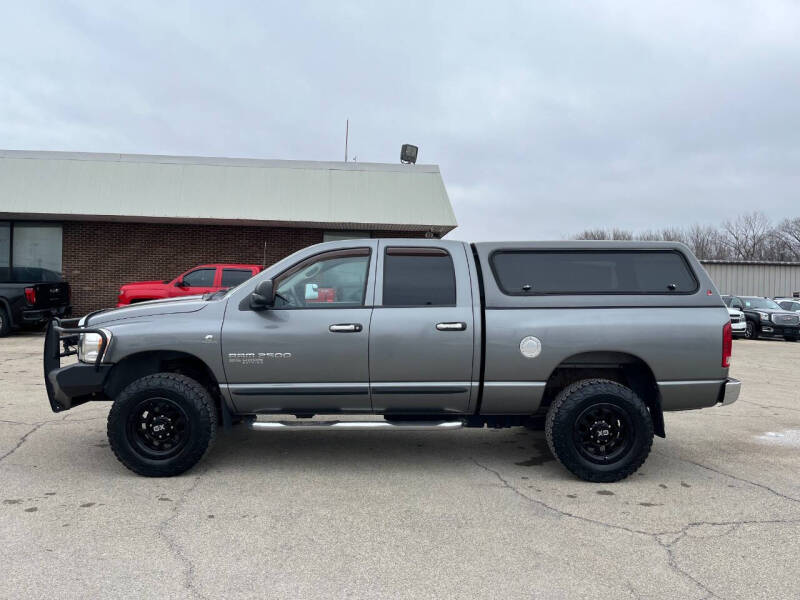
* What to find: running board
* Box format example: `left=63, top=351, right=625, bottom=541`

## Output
left=249, top=419, right=463, bottom=431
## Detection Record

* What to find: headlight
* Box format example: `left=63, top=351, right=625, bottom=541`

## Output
left=77, top=330, right=112, bottom=363
left=756, top=311, right=770, bottom=322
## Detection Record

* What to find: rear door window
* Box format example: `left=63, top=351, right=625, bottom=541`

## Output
left=490, top=250, right=698, bottom=295
left=382, top=248, right=456, bottom=306
left=221, top=269, right=254, bottom=287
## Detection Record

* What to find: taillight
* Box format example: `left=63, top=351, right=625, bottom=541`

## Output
left=722, top=321, right=732, bottom=367
left=24, top=287, right=36, bottom=305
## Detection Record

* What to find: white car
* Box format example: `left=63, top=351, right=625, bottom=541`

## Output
left=727, top=307, right=746, bottom=336
left=775, top=298, right=800, bottom=314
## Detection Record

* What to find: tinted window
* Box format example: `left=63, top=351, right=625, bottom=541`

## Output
left=730, top=297, right=744, bottom=309
left=383, top=248, right=456, bottom=306
left=182, top=268, right=216, bottom=287
left=221, top=269, right=253, bottom=287
left=274, top=249, right=370, bottom=308
left=491, top=250, right=698, bottom=295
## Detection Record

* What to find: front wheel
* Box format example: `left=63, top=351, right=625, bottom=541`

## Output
left=545, top=379, right=653, bottom=482
left=744, top=321, right=759, bottom=340
left=107, top=373, right=217, bottom=477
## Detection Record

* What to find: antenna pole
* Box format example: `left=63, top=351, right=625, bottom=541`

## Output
left=344, top=119, right=349, bottom=162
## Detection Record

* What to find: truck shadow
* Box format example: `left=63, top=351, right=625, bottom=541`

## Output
left=206, top=425, right=565, bottom=479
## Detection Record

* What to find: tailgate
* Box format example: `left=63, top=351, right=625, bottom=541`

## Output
left=32, top=282, right=71, bottom=308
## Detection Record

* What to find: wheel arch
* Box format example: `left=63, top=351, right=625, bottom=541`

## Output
left=104, top=350, right=233, bottom=426
left=541, top=351, right=664, bottom=438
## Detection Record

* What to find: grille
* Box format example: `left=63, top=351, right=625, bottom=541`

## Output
left=730, top=316, right=743, bottom=323
left=772, top=313, right=800, bottom=326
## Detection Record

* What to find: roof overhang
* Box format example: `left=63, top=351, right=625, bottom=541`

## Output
left=0, top=149, right=457, bottom=234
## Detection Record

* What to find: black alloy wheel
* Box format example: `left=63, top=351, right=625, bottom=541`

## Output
left=126, top=397, right=191, bottom=459
left=573, top=403, right=634, bottom=464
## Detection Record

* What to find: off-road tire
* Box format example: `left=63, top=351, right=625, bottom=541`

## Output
left=108, top=373, right=217, bottom=477
left=745, top=321, right=758, bottom=340
left=0, top=306, right=9, bottom=337
left=545, top=379, right=653, bottom=483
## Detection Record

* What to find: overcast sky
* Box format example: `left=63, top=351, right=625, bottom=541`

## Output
left=2, top=1, right=799, bottom=241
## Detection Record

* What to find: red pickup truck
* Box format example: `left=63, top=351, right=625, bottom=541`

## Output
left=117, top=264, right=262, bottom=306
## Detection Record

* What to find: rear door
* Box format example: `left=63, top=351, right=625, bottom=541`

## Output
left=221, top=245, right=376, bottom=414
left=368, top=241, right=476, bottom=414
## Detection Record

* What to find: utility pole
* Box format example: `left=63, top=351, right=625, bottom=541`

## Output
left=344, top=119, right=349, bottom=162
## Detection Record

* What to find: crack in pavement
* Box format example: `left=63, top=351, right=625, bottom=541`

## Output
left=740, top=399, right=800, bottom=414
left=156, top=474, right=208, bottom=600
left=471, top=458, right=728, bottom=599
left=0, top=422, right=46, bottom=463
left=658, top=452, right=800, bottom=505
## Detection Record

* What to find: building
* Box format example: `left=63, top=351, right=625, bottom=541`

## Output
left=701, top=260, right=800, bottom=298
left=0, top=149, right=457, bottom=314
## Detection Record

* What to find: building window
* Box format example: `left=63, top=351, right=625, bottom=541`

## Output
left=0, top=222, right=9, bottom=282
left=0, top=221, right=62, bottom=283
left=323, top=231, right=371, bottom=242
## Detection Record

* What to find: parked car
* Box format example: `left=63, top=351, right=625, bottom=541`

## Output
left=0, top=267, right=71, bottom=337
left=116, top=264, right=261, bottom=306
left=774, top=298, right=800, bottom=314
left=722, top=295, right=800, bottom=341
left=727, top=307, right=746, bottom=337
left=44, top=240, right=738, bottom=482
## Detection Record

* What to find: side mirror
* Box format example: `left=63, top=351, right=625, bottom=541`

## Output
left=250, top=279, right=274, bottom=310
left=175, top=279, right=188, bottom=288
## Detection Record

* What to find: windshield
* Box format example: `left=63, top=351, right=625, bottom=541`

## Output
left=743, top=297, right=780, bottom=310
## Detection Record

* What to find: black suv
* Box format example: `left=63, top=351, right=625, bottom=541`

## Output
left=722, top=295, right=800, bottom=341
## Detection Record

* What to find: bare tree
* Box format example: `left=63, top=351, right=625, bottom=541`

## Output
left=573, top=228, right=633, bottom=240
left=777, top=217, right=800, bottom=260
left=569, top=212, right=799, bottom=262
left=721, top=212, right=773, bottom=260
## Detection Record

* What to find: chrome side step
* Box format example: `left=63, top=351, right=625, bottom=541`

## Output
left=249, top=420, right=463, bottom=431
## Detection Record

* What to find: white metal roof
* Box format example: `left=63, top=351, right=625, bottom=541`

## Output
left=0, top=149, right=457, bottom=233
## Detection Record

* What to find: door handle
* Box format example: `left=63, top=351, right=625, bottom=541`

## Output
left=329, top=323, right=363, bottom=333
left=436, top=322, right=467, bottom=331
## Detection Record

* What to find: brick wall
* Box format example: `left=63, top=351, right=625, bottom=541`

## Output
left=62, top=221, right=427, bottom=315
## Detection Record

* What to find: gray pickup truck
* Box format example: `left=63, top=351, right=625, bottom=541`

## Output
left=43, top=239, right=740, bottom=482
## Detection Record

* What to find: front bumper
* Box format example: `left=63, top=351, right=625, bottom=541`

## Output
left=43, top=319, right=111, bottom=412
left=759, top=324, right=800, bottom=337
left=730, top=321, right=746, bottom=334
left=718, top=377, right=741, bottom=406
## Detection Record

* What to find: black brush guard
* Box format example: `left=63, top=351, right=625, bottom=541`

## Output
left=43, top=318, right=110, bottom=412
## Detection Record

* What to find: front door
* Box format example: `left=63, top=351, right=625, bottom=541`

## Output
left=369, top=242, right=476, bottom=414
left=221, top=246, right=376, bottom=414
left=175, top=267, right=218, bottom=297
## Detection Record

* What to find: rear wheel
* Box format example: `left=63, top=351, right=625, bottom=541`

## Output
left=107, top=373, right=216, bottom=477
left=744, top=321, right=758, bottom=340
left=0, top=306, right=9, bottom=337
left=545, top=379, right=653, bottom=482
